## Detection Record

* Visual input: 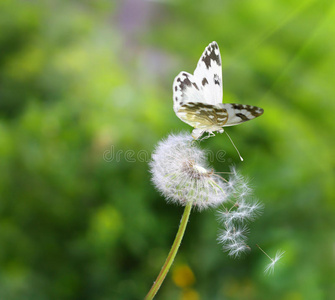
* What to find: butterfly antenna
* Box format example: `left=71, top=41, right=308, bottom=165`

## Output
left=225, top=131, right=244, bottom=161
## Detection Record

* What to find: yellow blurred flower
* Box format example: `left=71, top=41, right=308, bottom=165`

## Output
left=172, top=264, right=196, bottom=288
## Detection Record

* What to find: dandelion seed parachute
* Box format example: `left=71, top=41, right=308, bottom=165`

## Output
left=264, top=250, right=285, bottom=274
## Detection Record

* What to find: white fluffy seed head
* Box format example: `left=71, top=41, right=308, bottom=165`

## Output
left=149, top=133, right=230, bottom=210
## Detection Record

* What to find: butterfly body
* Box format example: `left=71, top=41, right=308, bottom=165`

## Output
left=173, top=42, right=263, bottom=139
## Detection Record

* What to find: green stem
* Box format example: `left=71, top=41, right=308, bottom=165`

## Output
left=144, top=201, right=193, bottom=300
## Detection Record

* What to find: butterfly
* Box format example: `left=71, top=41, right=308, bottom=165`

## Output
left=173, top=41, right=264, bottom=140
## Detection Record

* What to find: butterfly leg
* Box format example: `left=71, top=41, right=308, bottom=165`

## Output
left=199, top=135, right=209, bottom=142
left=192, top=128, right=205, bottom=140
left=199, top=131, right=215, bottom=142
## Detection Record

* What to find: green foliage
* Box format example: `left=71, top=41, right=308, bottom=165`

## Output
left=0, top=0, right=334, bottom=299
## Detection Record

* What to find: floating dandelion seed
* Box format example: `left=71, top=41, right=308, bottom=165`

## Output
left=256, top=245, right=285, bottom=274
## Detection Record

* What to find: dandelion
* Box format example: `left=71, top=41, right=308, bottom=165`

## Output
left=146, top=132, right=275, bottom=299
left=146, top=133, right=236, bottom=300
left=150, top=132, right=230, bottom=210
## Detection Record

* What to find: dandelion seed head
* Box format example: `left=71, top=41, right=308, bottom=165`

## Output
left=150, top=133, right=231, bottom=210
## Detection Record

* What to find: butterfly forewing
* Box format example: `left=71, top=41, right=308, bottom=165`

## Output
left=193, top=41, right=223, bottom=105
left=173, top=41, right=223, bottom=114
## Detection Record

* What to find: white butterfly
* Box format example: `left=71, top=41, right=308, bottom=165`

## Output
left=173, top=41, right=264, bottom=140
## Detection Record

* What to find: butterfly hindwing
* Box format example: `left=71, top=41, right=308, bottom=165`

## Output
left=220, top=103, right=264, bottom=126
left=177, top=102, right=228, bottom=129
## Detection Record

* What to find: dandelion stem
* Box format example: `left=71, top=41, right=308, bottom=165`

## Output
left=145, top=201, right=193, bottom=300
left=256, top=244, right=273, bottom=261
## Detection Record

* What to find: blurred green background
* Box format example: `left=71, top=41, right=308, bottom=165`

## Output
left=0, top=0, right=334, bottom=299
